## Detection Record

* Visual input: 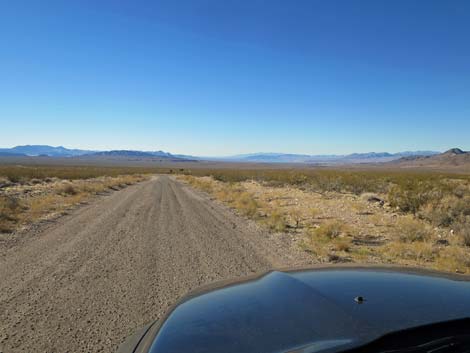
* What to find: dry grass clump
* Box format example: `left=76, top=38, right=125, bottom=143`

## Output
left=435, top=246, right=470, bottom=273
left=289, top=208, right=302, bottom=228
left=0, top=195, right=23, bottom=233
left=182, top=176, right=214, bottom=193
left=57, top=183, right=78, bottom=196
left=454, top=221, right=470, bottom=247
left=332, top=237, right=352, bottom=252
left=314, top=220, right=347, bottom=239
left=0, top=176, right=10, bottom=185
left=182, top=175, right=261, bottom=219
left=117, top=175, right=141, bottom=185
left=214, top=186, right=240, bottom=203
left=79, top=182, right=109, bottom=194
left=303, top=220, right=352, bottom=261
left=309, top=207, right=320, bottom=221
left=381, top=241, right=436, bottom=263
left=265, top=209, right=287, bottom=232
left=388, top=181, right=435, bottom=214
left=368, top=214, right=383, bottom=226
left=420, top=195, right=470, bottom=227
left=350, top=201, right=370, bottom=215
left=234, top=192, right=259, bottom=218
left=392, top=217, right=434, bottom=243
left=28, top=194, right=64, bottom=219
left=388, top=180, right=470, bottom=250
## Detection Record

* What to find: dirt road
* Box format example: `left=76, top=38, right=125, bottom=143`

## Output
left=0, top=176, right=311, bottom=353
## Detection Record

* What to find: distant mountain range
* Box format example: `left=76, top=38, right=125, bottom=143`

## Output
left=0, top=145, right=94, bottom=157
left=217, top=151, right=439, bottom=164
left=0, top=145, right=453, bottom=165
left=82, top=150, right=196, bottom=162
left=0, top=145, right=193, bottom=161
left=391, top=148, right=470, bottom=169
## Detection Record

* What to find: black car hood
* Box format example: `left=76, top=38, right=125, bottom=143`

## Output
left=131, top=267, right=470, bottom=353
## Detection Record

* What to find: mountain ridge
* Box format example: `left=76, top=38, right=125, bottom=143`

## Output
left=0, top=146, right=190, bottom=160
left=0, top=145, right=449, bottom=164
left=390, top=148, right=470, bottom=169
left=221, top=150, right=439, bottom=163
left=0, top=145, right=93, bottom=157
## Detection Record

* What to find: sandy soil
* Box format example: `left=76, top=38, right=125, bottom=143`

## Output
left=0, top=176, right=312, bottom=353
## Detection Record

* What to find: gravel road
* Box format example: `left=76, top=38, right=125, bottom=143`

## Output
left=0, top=176, right=311, bottom=353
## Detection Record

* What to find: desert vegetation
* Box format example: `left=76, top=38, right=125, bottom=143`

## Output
left=0, top=166, right=151, bottom=234
left=179, top=169, right=470, bottom=273
left=0, top=165, right=163, bottom=182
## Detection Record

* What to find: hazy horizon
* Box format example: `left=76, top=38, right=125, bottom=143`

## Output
left=2, top=1, right=470, bottom=155
left=0, top=143, right=449, bottom=157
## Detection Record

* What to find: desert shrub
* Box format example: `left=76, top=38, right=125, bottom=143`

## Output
left=453, top=183, right=469, bottom=198
left=0, top=173, right=148, bottom=233
left=201, top=180, right=260, bottom=219
left=0, top=195, right=23, bottom=232
left=309, top=207, right=320, bottom=220
left=0, top=166, right=158, bottom=181
left=265, top=209, right=287, bottom=232
left=0, top=223, right=12, bottom=233
left=57, top=183, right=78, bottom=196
left=388, top=178, right=470, bottom=219
left=192, top=179, right=214, bottom=193
left=350, top=201, right=369, bottom=215
left=454, top=220, right=470, bottom=247
left=183, top=168, right=470, bottom=199
left=383, top=242, right=436, bottom=263
left=0, top=176, right=9, bottom=185
left=0, top=195, right=21, bottom=212
left=419, top=195, right=464, bottom=226
left=314, top=220, right=346, bottom=239
left=215, top=188, right=235, bottom=203
left=392, top=217, right=433, bottom=243
left=289, top=208, right=302, bottom=228
left=303, top=223, right=352, bottom=260
left=333, top=238, right=352, bottom=252
left=419, top=197, right=454, bottom=227
left=460, top=227, right=470, bottom=247
left=211, top=173, right=249, bottom=183
left=234, top=192, right=258, bottom=218
left=352, top=247, right=374, bottom=260
left=118, top=175, right=143, bottom=185
left=436, top=246, right=470, bottom=273
left=81, top=182, right=109, bottom=194
left=371, top=214, right=388, bottom=227
left=420, top=195, right=470, bottom=227
left=28, top=195, right=61, bottom=218
left=7, top=174, right=22, bottom=183
left=388, top=181, right=438, bottom=214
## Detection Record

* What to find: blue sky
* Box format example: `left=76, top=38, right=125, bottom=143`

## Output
left=1, top=0, right=469, bottom=156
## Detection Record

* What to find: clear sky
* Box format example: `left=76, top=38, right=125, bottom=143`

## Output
left=1, top=0, right=469, bottom=156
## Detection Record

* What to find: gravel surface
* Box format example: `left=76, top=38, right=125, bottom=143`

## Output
left=0, top=176, right=312, bottom=353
